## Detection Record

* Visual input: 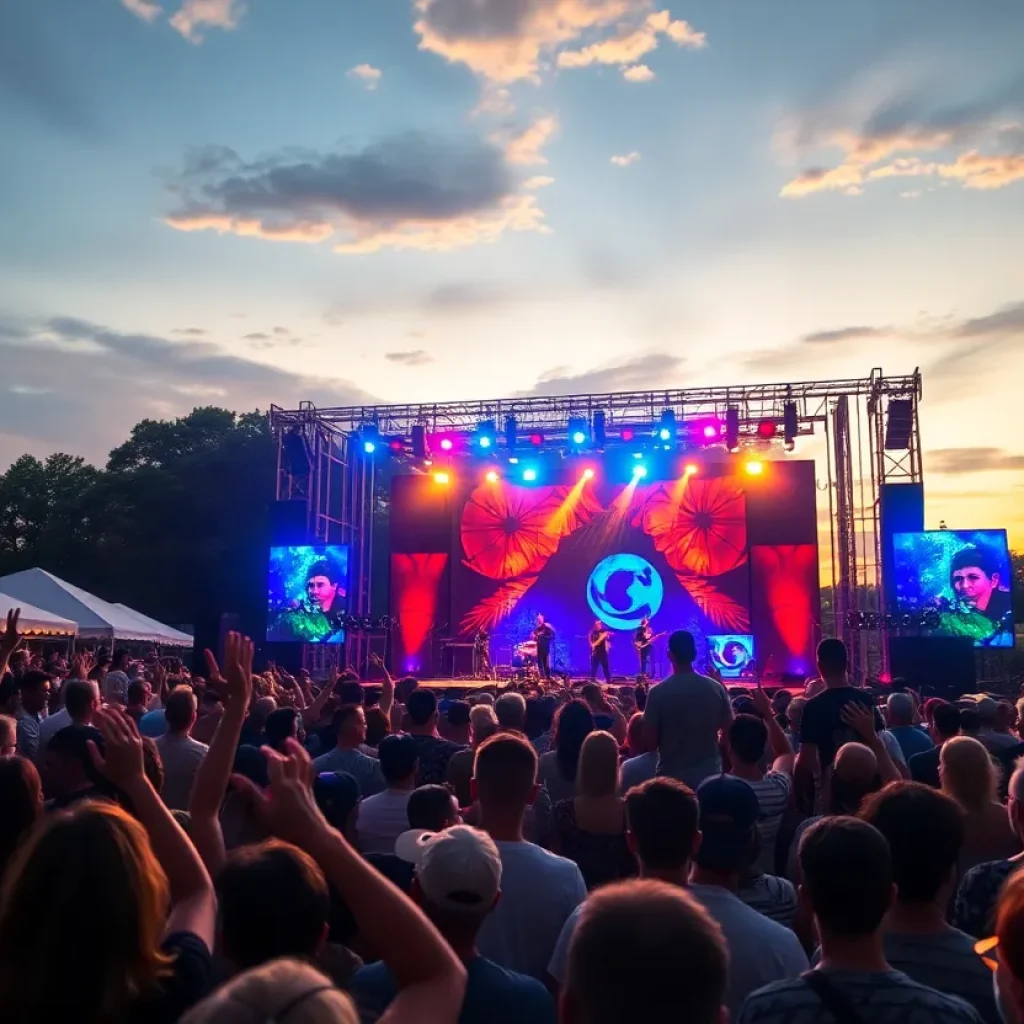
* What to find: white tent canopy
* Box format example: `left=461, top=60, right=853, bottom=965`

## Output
left=113, top=605, right=193, bottom=648
left=0, top=590, right=78, bottom=637
left=0, top=569, right=184, bottom=644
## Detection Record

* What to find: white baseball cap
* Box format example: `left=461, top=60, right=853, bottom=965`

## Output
left=395, top=825, right=501, bottom=913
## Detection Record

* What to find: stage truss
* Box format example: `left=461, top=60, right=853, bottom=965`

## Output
left=271, top=368, right=923, bottom=681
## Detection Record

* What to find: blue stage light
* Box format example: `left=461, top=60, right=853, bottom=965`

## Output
left=363, top=441, right=376, bottom=454
left=632, top=464, right=648, bottom=479
left=523, top=467, right=538, bottom=482
left=479, top=435, right=492, bottom=449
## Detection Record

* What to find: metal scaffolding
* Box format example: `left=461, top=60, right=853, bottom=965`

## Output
left=271, top=369, right=923, bottom=680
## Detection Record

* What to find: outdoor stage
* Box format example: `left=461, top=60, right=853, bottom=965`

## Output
left=271, top=372, right=926, bottom=684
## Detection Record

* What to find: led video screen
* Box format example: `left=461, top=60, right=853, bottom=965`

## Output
left=267, top=545, right=350, bottom=644
left=708, top=634, right=757, bottom=679
left=450, top=477, right=752, bottom=676
left=892, top=530, right=1014, bottom=648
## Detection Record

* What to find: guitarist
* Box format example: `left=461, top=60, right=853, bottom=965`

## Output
left=634, top=617, right=654, bottom=678
left=589, top=619, right=612, bottom=682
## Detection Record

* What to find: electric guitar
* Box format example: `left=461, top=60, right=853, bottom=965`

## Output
left=634, top=631, right=668, bottom=651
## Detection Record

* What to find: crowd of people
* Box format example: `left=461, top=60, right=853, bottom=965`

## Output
left=4, top=605, right=1024, bottom=1022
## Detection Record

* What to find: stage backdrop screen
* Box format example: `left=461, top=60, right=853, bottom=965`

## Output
left=267, top=545, right=349, bottom=644
left=893, top=530, right=1014, bottom=648
left=708, top=635, right=757, bottom=679
left=451, top=476, right=752, bottom=676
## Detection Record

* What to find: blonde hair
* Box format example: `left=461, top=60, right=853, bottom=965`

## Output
left=0, top=801, right=172, bottom=1023
left=470, top=705, right=499, bottom=747
left=940, top=735, right=1000, bottom=812
left=577, top=730, right=620, bottom=798
left=0, top=714, right=16, bottom=749
left=181, top=958, right=357, bottom=1024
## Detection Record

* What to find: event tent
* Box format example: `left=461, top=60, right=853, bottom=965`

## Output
left=0, top=569, right=181, bottom=644
left=113, top=604, right=193, bottom=648
left=0, top=590, right=78, bottom=637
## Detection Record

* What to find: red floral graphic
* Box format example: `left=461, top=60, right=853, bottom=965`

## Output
left=633, top=479, right=747, bottom=577
left=461, top=484, right=600, bottom=580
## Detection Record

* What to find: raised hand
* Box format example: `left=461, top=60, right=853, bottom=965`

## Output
left=87, top=707, right=145, bottom=790
left=203, top=647, right=226, bottom=689
left=0, top=607, right=23, bottom=657
left=235, top=739, right=331, bottom=849
left=223, top=632, right=254, bottom=707
left=751, top=685, right=773, bottom=719
left=841, top=701, right=877, bottom=743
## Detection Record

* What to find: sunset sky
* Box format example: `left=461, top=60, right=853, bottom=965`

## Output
left=2, top=0, right=1023, bottom=544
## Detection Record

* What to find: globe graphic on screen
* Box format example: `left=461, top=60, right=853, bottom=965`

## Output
left=587, top=554, right=664, bottom=630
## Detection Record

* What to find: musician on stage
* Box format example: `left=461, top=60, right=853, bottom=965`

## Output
left=634, top=617, right=654, bottom=678
left=588, top=619, right=612, bottom=683
left=474, top=628, right=492, bottom=678
left=533, top=614, right=555, bottom=679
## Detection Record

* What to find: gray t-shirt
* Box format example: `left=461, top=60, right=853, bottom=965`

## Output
left=644, top=670, right=731, bottom=787
left=883, top=931, right=999, bottom=1024
left=738, top=969, right=984, bottom=1024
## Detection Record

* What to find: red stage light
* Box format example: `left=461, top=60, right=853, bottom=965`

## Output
left=621, top=428, right=635, bottom=442
left=529, top=433, right=544, bottom=446
left=439, top=438, right=454, bottom=452
left=389, top=438, right=404, bottom=451
left=702, top=424, right=718, bottom=440
left=757, top=419, right=778, bottom=439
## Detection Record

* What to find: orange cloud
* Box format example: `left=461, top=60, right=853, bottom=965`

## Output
left=557, top=9, right=705, bottom=69
left=522, top=175, right=556, bottom=189
left=622, top=64, right=656, bottom=83
left=498, top=116, right=559, bottom=166
left=347, top=64, right=382, bottom=91
left=121, top=0, right=163, bottom=23
left=170, top=0, right=245, bottom=43
left=781, top=123, right=1024, bottom=197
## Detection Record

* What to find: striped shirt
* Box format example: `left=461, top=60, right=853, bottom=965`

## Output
left=731, top=771, right=791, bottom=873
left=739, top=969, right=984, bottom=1024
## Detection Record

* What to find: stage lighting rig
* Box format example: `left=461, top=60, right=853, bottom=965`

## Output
left=593, top=411, right=607, bottom=448
left=656, top=409, right=677, bottom=445
left=504, top=415, right=518, bottom=452
left=476, top=420, right=496, bottom=449
left=725, top=408, right=740, bottom=453
left=568, top=416, right=589, bottom=449
left=784, top=401, right=798, bottom=451
left=360, top=423, right=380, bottom=454
left=412, top=425, right=427, bottom=459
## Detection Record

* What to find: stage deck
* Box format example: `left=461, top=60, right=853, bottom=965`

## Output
left=360, top=677, right=804, bottom=695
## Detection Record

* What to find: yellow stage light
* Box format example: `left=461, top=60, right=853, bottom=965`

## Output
left=745, top=461, right=764, bottom=477
left=434, top=472, right=451, bottom=485
left=485, top=470, right=499, bottom=483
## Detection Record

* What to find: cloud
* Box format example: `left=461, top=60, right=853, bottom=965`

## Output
left=164, top=131, right=552, bottom=255
left=170, top=0, right=246, bottom=43
left=424, top=282, right=515, bottom=312
left=622, top=64, right=655, bottom=83
left=522, top=175, right=555, bottom=189
left=242, top=332, right=270, bottom=341
left=556, top=9, right=705, bottom=70
left=172, top=327, right=208, bottom=336
left=385, top=350, right=433, bottom=366
left=472, top=85, right=515, bottom=119
left=121, top=0, right=164, bottom=23
left=611, top=151, right=641, bottom=167
left=525, top=352, right=684, bottom=396
left=928, top=448, right=1024, bottom=475
left=347, top=64, right=382, bottom=91
left=413, top=0, right=703, bottom=84
left=802, top=325, right=890, bottom=344
left=498, top=116, right=559, bottom=166
left=0, top=315, right=373, bottom=467
left=779, top=80, right=1024, bottom=198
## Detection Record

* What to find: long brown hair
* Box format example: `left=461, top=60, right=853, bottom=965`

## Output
left=0, top=800, right=173, bottom=1022
left=0, top=756, right=43, bottom=883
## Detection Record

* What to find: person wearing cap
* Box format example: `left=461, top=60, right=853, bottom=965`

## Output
left=688, top=775, right=808, bottom=1014
left=643, top=630, right=733, bottom=790
left=739, top=817, right=982, bottom=1024
left=357, top=734, right=419, bottom=855
left=353, top=826, right=556, bottom=1024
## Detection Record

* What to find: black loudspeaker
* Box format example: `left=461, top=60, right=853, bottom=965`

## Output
left=268, top=499, right=308, bottom=545
left=888, top=636, right=976, bottom=699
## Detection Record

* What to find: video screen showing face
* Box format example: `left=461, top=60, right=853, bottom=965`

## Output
left=708, top=634, right=756, bottom=679
left=267, top=545, right=350, bottom=644
left=893, top=530, right=1014, bottom=648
